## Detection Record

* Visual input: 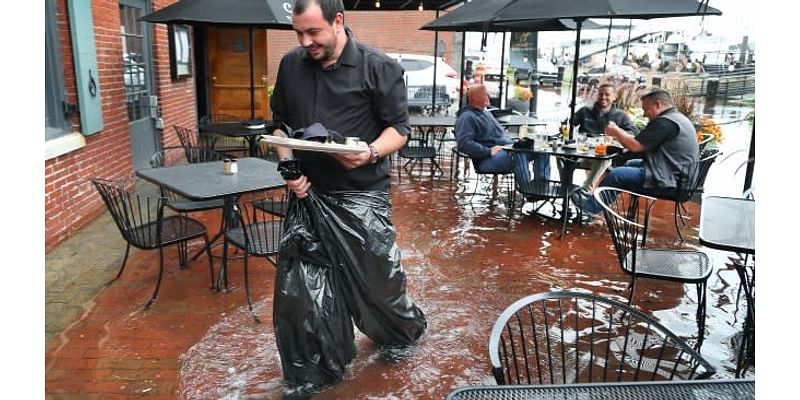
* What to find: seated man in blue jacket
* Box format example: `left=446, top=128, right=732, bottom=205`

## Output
left=454, top=84, right=550, bottom=182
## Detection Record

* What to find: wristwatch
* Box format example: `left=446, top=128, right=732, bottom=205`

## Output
left=368, top=144, right=380, bottom=164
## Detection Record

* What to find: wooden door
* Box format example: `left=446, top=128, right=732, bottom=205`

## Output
left=207, top=27, right=270, bottom=120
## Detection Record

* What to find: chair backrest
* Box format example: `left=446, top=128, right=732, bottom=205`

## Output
left=698, top=133, right=715, bottom=152
left=594, top=187, right=657, bottom=274
left=230, top=196, right=284, bottom=262
left=488, top=291, right=715, bottom=385
left=677, top=147, right=721, bottom=201
left=199, top=114, right=241, bottom=125
left=91, top=179, right=165, bottom=249
left=174, top=125, right=198, bottom=148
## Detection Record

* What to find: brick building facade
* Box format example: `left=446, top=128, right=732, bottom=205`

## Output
left=45, top=0, right=456, bottom=251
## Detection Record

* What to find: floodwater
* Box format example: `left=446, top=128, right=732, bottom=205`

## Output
left=45, top=91, right=755, bottom=398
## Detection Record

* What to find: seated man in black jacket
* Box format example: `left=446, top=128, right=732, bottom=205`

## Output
left=571, top=83, right=639, bottom=194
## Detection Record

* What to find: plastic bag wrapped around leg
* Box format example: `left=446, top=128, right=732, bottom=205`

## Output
left=273, top=189, right=427, bottom=389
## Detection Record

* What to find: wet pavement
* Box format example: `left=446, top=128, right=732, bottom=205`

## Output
left=46, top=95, right=755, bottom=398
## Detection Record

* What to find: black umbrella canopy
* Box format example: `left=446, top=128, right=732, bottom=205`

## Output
left=421, top=0, right=606, bottom=32
left=491, top=0, right=721, bottom=139
left=140, top=0, right=294, bottom=29
left=494, top=0, right=721, bottom=21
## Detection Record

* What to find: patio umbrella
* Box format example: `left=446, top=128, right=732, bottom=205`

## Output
left=141, top=0, right=294, bottom=119
left=421, top=0, right=602, bottom=110
left=492, top=0, right=722, bottom=139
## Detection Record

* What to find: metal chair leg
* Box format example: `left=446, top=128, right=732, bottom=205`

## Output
left=146, top=246, right=166, bottom=309
left=204, top=233, right=215, bottom=290
left=244, top=253, right=260, bottom=323
left=107, top=244, right=131, bottom=286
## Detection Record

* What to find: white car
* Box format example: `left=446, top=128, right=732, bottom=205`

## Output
left=387, top=53, right=460, bottom=112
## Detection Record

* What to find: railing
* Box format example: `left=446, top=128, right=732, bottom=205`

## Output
left=406, top=85, right=451, bottom=111
left=660, top=64, right=755, bottom=99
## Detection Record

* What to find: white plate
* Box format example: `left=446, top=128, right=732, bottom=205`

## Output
left=260, top=135, right=367, bottom=154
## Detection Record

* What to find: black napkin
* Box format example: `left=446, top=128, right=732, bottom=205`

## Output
left=286, top=123, right=345, bottom=144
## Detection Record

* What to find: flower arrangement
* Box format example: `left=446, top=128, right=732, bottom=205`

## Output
left=695, top=115, right=723, bottom=144
left=514, top=86, right=533, bottom=101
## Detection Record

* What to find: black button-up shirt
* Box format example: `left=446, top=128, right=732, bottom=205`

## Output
left=270, top=29, right=410, bottom=191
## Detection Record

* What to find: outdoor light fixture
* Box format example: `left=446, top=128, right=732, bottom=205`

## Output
left=418, top=2, right=424, bottom=11
left=375, top=1, right=380, bottom=8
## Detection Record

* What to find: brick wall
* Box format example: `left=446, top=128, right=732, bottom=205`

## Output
left=45, top=0, right=192, bottom=251
left=266, top=10, right=457, bottom=84
left=45, top=3, right=455, bottom=251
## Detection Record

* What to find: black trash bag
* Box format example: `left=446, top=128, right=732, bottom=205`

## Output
left=274, top=189, right=427, bottom=390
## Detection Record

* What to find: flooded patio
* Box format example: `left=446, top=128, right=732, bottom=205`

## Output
left=45, top=92, right=755, bottom=398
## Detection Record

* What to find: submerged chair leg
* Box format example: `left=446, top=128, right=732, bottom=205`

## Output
left=626, top=277, right=638, bottom=306
left=107, top=244, right=131, bottom=286
left=695, top=282, right=708, bottom=348
left=243, top=253, right=260, bottom=323
left=204, top=233, right=215, bottom=290
left=146, top=246, right=166, bottom=309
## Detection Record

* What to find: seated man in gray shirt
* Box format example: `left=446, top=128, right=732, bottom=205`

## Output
left=574, top=88, right=699, bottom=215
left=571, top=83, right=639, bottom=194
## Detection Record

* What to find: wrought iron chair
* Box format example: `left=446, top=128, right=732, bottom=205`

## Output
left=91, top=178, right=214, bottom=309
left=397, top=126, right=444, bottom=181
left=198, top=114, right=250, bottom=158
left=224, top=195, right=284, bottom=322
left=489, top=291, right=715, bottom=385
left=642, top=147, right=722, bottom=241
left=174, top=124, right=214, bottom=153
left=698, top=133, right=715, bottom=152
left=508, top=152, right=572, bottom=220
left=594, top=187, right=712, bottom=346
left=460, top=158, right=514, bottom=207
left=149, top=146, right=226, bottom=264
left=449, top=148, right=473, bottom=181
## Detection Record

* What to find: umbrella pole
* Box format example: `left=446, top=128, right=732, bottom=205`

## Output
left=568, top=18, right=583, bottom=141
left=603, top=17, right=613, bottom=73
left=459, top=31, right=466, bottom=108
left=431, top=10, right=440, bottom=113
left=499, top=31, right=506, bottom=109
left=249, top=26, right=255, bottom=120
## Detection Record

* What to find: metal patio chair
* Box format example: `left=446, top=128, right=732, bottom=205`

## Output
left=149, top=146, right=226, bottom=265
left=198, top=114, right=250, bottom=158
left=594, top=187, right=712, bottom=346
left=224, top=195, right=284, bottom=322
left=642, top=147, right=721, bottom=241
left=91, top=178, right=214, bottom=309
left=174, top=124, right=214, bottom=153
left=489, top=291, right=715, bottom=385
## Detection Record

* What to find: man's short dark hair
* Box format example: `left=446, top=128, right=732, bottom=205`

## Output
left=293, top=0, right=345, bottom=24
left=597, top=83, right=616, bottom=92
left=640, top=88, right=673, bottom=106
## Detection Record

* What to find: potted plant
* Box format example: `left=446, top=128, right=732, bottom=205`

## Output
left=507, top=86, right=533, bottom=113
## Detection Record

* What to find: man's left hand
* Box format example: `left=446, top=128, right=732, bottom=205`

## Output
left=332, top=143, right=371, bottom=170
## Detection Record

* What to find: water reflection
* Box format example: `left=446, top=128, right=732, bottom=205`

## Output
left=180, top=133, right=751, bottom=395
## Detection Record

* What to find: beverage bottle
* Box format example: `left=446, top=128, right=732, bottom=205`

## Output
left=519, top=123, right=528, bottom=139
left=560, top=119, right=569, bottom=141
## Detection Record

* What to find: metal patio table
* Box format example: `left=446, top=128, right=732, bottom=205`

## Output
left=506, top=144, right=617, bottom=238
left=445, top=379, right=755, bottom=400
left=201, top=121, right=276, bottom=157
left=699, top=195, right=755, bottom=377
left=137, top=157, right=285, bottom=290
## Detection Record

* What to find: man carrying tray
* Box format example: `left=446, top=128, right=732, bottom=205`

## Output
left=267, top=0, right=427, bottom=396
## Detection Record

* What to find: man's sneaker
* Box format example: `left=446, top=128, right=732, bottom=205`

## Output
left=571, top=189, right=600, bottom=217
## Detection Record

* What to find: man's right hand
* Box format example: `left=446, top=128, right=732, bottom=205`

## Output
left=490, top=145, right=503, bottom=156
left=286, top=175, right=311, bottom=199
